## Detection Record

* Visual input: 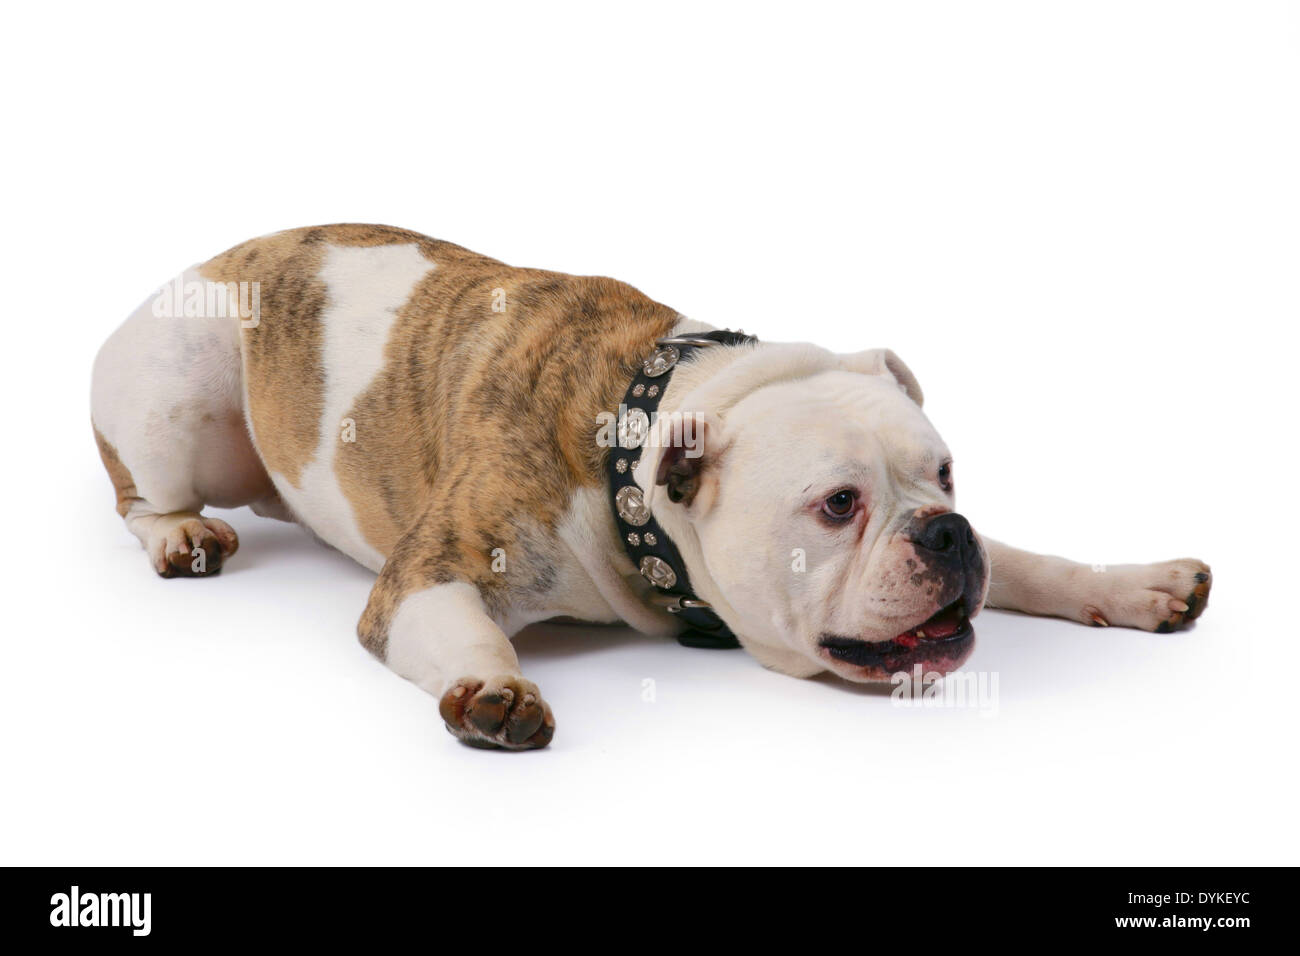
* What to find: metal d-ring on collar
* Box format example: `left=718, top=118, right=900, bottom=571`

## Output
left=607, top=328, right=757, bottom=649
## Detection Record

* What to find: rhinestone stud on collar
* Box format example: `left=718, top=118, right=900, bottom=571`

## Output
left=642, top=346, right=680, bottom=377
left=615, top=485, right=650, bottom=526
left=639, top=555, right=678, bottom=589
left=618, top=407, right=650, bottom=449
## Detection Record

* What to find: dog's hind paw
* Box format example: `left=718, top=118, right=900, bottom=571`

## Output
left=1081, top=558, right=1211, bottom=632
left=439, top=675, right=555, bottom=750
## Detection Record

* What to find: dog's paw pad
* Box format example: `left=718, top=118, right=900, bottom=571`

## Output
left=149, top=516, right=239, bottom=578
left=439, top=676, right=554, bottom=750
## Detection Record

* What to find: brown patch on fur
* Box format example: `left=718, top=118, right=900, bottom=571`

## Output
left=195, top=224, right=679, bottom=657
left=199, top=229, right=330, bottom=487
left=93, top=426, right=139, bottom=517
left=335, top=235, right=677, bottom=656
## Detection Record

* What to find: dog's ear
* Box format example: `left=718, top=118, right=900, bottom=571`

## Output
left=636, top=411, right=723, bottom=512
left=840, top=348, right=924, bottom=406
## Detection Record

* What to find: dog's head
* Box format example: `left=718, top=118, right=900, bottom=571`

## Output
left=638, top=344, right=988, bottom=681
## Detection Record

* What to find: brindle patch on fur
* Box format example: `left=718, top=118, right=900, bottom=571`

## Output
left=93, top=426, right=139, bottom=517
left=200, top=225, right=461, bottom=489
left=223, top=227, right=681, bottom=657
left=200, top=230, right=328, bottom=487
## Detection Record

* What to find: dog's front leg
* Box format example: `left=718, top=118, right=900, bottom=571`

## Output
left=981, top=537, right=1211, bottom=632
left=358, top=551, right=554, bottom=750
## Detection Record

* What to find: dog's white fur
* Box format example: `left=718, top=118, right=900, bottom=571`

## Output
left=91, top=267, right=263, bottom=573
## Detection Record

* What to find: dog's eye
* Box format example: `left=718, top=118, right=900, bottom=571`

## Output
left=938, top=462, right=953, bottom=493
left=822, top=490, right=856, bottom=519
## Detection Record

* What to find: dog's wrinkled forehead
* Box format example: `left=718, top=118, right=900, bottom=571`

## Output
left=724, top=369, right=948, bottom=488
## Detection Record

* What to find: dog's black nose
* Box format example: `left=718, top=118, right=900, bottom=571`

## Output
left=916, top=512, right=975, bottom=557
left=914, top=512, right=984, bottom=616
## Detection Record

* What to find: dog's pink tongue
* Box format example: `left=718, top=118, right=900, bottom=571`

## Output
left=917, top=604, right=965, bottom=640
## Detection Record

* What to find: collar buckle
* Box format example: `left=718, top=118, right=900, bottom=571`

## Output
left=655, top=334, right=728, bottom=348
left=665, top=596, right=713, bottom=613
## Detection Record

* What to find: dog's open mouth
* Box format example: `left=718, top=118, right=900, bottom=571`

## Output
left=819, top=600, right=975, bottom=677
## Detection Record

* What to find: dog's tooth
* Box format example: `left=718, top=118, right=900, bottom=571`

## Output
left=915, top=629, right=926, bottom=639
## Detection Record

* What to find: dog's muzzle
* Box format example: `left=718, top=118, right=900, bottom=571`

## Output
left=818, top=511, right=985, bottom=678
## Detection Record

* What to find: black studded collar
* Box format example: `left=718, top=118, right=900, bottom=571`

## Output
left=607, top=329, right=757, bottom=649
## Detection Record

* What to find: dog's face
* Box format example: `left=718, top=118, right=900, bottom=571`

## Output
left=646, top=349, right=988, bottom=681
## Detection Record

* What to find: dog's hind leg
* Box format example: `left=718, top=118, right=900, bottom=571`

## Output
left=981, top=537, right=1212, bottom=632
left=91, top=267, right=275, bottom=576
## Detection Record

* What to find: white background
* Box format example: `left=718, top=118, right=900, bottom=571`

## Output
left=1, top=1, right=1295, bottom=865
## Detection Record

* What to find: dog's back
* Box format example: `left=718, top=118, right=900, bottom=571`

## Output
left=92, top=224, right=677, bottom=579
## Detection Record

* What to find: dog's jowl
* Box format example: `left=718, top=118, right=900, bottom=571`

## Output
left=91, top=224, right=1212, bottom=749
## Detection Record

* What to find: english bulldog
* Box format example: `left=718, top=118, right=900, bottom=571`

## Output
left=91, top=224, right=1212, bottom=749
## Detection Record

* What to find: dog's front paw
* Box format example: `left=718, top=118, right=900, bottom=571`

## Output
left=438, top=676, right=555, bottom=750
left=1082, top=559, right=1211, bottom=632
